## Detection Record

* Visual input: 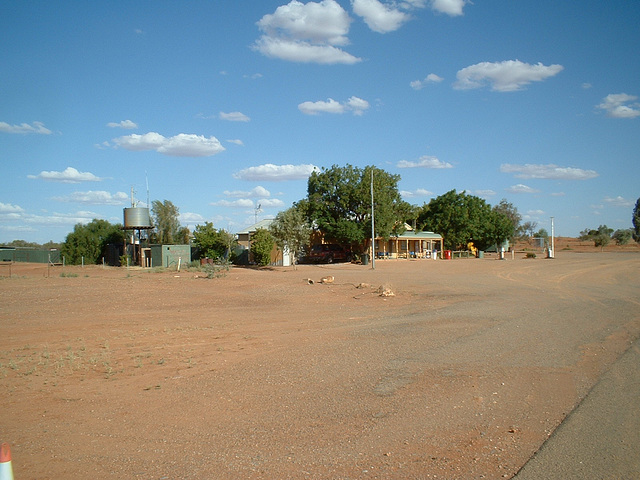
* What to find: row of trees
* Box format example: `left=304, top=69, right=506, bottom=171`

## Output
left=264, top=165, right=519, bottom=266
left=579, top=225, right=634, bottom=250
left=44, top=164, right=640, bottom=266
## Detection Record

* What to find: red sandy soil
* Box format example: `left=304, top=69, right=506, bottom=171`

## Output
left=1, top=246, right=639, bottom=479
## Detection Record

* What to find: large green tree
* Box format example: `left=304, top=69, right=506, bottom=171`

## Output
left=306, top=164, right=403, bottom=250
left=151, top=200, right=186, bottom=244
left=61, top=219, right=124, bottom=265
left=269, top=203, right=312, bottom=268
left=418, top=190, right=514, bottom=250
left=493, top=198, right=522, bottom=241
left=192, top=222, right=235, bottom=260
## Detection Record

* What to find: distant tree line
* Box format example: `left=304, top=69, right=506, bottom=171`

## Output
left=41, top=171, right=640, bottom=266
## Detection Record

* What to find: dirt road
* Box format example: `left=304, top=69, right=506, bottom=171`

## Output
left=1, top=252, right=639, bottom=479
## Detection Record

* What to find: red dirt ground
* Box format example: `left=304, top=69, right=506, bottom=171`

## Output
left=1, top=244, right=639, bottom=479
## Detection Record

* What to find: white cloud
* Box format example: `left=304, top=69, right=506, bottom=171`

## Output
left=298, top=96, right=370, bottom=115
left=410, top=73, right=444, bottom=90
left=113, top=132, right=225, bottom=157
left=527, top=209, right=545, bottom=216
left=24, top=210, right=101, bottom=226
left=603, top=196, right=633, bottom=207
left=397, top=155, right=453, bottom=169
left=500, top=163, right=598, bottom=180
left=107, top=119, right=138, bottom=129
left=0, top=121, right=52, bottom=135
left=254, top=36, right=361, bottom=64
left=401, top=188, right=433, bottom=198
left=454, top=60, right=564, bottom=92
left=233, top=163, right=319, bottom=181
left=0, top=202, right=25, bottom=213
left=52, top=190, right=129, bottom=205
left=179, top=212, right=206, bottom=224
left=352, top=0, right=411, bottom=33
left=226, top=139, right=244, bottom=146
left=346, top=96, right=370, bottom=115
left=259, top=198, right=286, bottom=208
left=597, top=93, right=640, bottom=119
left=210, top=199, right=256, bottom=208
left=28, top=166, right=103, bottom=183
left=254, top=0, right=361, bottom=64
left=220, top=111, right=250, bottom=122
left=299, top=98, right=344, bottom=115
left=506, top=184, right=540, bottom=194
left=430, top=0, right=466, bottom=16
left=474, top=189, right=496, bottom=197
left=223, top=186, right=272, bottom=198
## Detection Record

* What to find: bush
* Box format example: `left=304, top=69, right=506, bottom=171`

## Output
left=201, top=262, right=230, bottom=279
left=251, top=228, right=275, bottom=266
left=525, top=252, right=536, bottom=259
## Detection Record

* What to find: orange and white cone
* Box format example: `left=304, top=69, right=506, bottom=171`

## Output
left=0, top=443, right=14, bottom=480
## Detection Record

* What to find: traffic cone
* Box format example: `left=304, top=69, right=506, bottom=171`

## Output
left=0, top=443, right=14, bottom=480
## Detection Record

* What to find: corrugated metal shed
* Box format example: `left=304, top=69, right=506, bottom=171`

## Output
left=0, top=247, right=61, bottom=263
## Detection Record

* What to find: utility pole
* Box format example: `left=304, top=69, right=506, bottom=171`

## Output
left=371, top=168, right=375, bottom=270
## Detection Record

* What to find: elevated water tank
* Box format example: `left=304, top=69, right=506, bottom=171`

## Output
left=123, top=207, right=152, bottom=229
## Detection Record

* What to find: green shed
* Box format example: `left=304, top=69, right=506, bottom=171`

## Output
left=150, top=244, right=191, bottom=268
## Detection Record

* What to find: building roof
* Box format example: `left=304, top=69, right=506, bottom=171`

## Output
left=236, top=219, right=274, bottom=235
left=392, top=230, right=443, bottom=240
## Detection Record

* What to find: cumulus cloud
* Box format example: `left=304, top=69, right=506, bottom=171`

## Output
left=52, top=191, right=129, bottom=205
left=597, top=93, right=640, bottom=119
left=233, top=163, right=319, bottom=181
left=506, top=184, right=540, bottom=194
left=210, top=199, right=257, bottom=208
left=28, top=166, right=103, bottom=183
left=352, top=0, right=411, bottom=33
left=0, top=121, right=52, bottom=134
left=226, top=139, right=244, bottom=146
left=397, top=155, right=453, bottom=169
left=113, top=132, right=225, bottom=157
left=220, top=111, right=250, bottom=122
left=259, top=198, right=286, bottom=208
left=454, top=60, right=564, bottom=92
left=0, top=202, right=25, bottom=213
left=352, top=0, right=465, bottom=31
left=298, top=96, right=370, bottom=115
left=107, top=119, right=138, bottom=129
left=400, top=188, right=434, bottom=198
left=223, top=186, right=272, bottom=198
left=474, top=189, right=496, bottom=197
left=603, top=196, right=633, bottom=207
left=254, top=0, right=361, bottom=64
left=410, top=73, right=444, bottom=90
left=179, top=212, right=206, bottom=225
left=500, top=163, right=598, bottom=180
left=430, top=0, right=467, bottom=16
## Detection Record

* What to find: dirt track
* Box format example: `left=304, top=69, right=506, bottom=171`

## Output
left=1, top=252, right=639, bottom=479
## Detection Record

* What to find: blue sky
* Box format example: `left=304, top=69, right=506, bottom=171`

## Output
left=1, top=0, right=638, bottom=243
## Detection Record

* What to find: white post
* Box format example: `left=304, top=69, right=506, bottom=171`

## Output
left=177, top=256, right=181, bottom=272
left=550, top=216, right=555, bottom=258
